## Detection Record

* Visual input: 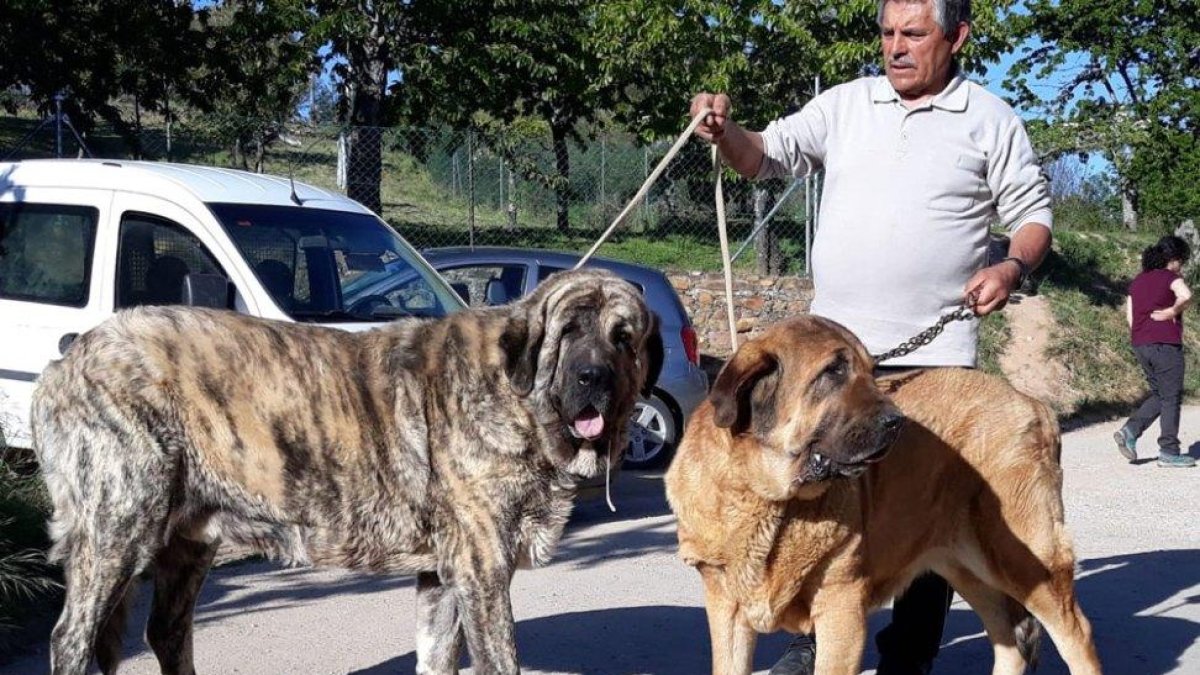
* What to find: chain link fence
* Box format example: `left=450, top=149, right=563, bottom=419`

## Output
left=1, top=113, right=818, bottom=274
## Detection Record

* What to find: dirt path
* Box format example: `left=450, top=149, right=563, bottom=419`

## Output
left=999, top=294, right=1076, bottom=409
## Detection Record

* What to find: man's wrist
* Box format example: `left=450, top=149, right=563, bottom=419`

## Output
left=1000, top=256, right=1029, bottom=289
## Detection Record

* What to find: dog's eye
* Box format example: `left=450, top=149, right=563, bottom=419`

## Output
left=561, top=322, right=579, bottom=336
left=822, top=357, right=847, bottom=380
left=611, top=329, right=632, bottom=349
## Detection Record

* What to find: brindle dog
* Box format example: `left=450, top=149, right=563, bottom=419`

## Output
left=33, top=268, right=662, bottom=675
left=666, top=316, right=1101, bottom=675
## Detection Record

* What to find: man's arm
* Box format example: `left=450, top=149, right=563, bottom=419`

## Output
left=967, top=110, right=1055, bottom=316
left=690, top=92, right=828, bottom=180
left=966, top=222, right=1052, bottom=316
left=1126, top=295, right=1133, bottom=328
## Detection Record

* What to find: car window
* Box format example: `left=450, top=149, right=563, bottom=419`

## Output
left=116, top=212, right=228, bottom=309
left=536, top=265, right=567, bottom=284
left=438, top=264, right=527, bottom=307
left=0, top=203, right=98, bottom=307
left=541, top=264, right=645, bottom=294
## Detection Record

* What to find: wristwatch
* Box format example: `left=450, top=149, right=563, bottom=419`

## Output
left=1001, top=256, right=1030, bottom=289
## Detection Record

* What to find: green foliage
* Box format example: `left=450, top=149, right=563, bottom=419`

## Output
left=1007, top=0, right=1200, bottom=224
left=0, top=0, right=207, bottom=146
left=194, top=0, right=319, bottom=171
left=1129, top=131, right=1200, bottom=228
left=0, top=454, right=58, bottom=645
left=591, top=0, right=1016, bottom=139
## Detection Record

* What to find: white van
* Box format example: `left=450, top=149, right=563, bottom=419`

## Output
left=0, top=159, right=466, bottom=450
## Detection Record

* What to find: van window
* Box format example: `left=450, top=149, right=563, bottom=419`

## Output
left=0, top=203, right=98, bottom=307
left=116, top=212, right=227, bottom=308
left=209, top=203, right=462, bottom=321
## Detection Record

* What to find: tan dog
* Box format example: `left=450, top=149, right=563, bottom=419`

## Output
left=665, top=316, right=1101, bottom=675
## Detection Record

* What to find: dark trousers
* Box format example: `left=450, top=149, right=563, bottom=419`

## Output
left=874, top=572, right=955, bottom=668
left=1126, top=343, right=1185, bottom=455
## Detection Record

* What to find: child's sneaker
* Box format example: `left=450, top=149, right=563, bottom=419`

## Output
left=1113, top=427, right=1137, bottom=462
left=1158, top=453, right=1197, bottom=468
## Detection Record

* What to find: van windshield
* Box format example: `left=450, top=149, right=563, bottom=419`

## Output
left=208, top=203, right=462, bottom=322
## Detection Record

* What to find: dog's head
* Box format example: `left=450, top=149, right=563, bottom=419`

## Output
left=501, top=268, right=663, bottom=478
left=708, top=316, right=905, bottom=500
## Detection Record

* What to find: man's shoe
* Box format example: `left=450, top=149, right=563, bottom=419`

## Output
left=1113, top=427, right=1137, bottom=462
left=769, top=635, right=816, bottom=675
left=1158, top=453, right=1197, bottom=468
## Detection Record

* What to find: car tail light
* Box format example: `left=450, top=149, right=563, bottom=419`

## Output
left=681, top=326, right=699, bottom=366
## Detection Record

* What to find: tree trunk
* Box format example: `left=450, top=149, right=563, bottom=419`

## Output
left=345, top=16, right=390, bottom=215
left=347, top=109, right=384, bottom=215
left=552, top=124, right=571, bottom=233
left=1121, top=183, right=1139, bottom=231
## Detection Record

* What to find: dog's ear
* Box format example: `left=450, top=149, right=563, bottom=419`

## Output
left=640, top=312, right=665, bottom=397
left=710, top=342, right=778, bottom=432
left=501, top=301, right=546, bottom=397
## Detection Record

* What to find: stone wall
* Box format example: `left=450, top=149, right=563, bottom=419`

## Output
left=668, top=272, right=813, bottom=356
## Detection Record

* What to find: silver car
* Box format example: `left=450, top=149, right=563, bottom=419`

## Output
left=420, top=247, right=710, bottom=469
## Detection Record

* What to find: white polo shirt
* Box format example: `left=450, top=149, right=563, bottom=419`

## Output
left=758, top=74, right=1052, bottom=366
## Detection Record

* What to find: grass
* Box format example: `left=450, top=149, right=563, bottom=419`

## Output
left=977, top=311, right=1010, bottom=378
left=0, top=447, right=59, bottom=652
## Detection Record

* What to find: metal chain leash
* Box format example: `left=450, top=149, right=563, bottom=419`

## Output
left=872, top=298, right=979, bottom=366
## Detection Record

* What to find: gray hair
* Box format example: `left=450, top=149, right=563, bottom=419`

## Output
left=877, top=0, right=971, bottom=36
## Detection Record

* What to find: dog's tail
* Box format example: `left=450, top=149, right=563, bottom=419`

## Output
left=1015, top=609, right=1044, bottom=670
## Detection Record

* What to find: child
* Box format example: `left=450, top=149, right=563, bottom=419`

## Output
left=1115, top=235, right=1196, bottom=467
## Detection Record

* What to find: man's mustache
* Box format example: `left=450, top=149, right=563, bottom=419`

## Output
left=890, top=57, right=916, bottom=67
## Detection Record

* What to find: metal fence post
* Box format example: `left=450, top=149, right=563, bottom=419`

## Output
left=600, top=137, right=607, bottom=207
left=468, top=131, right=476, bottom=248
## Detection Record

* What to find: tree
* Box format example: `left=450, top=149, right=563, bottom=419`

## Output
left=197, top=0, right=318, bottom=172
left=310, top=1, right=416, bottom=213
left=591, top=0, right=1016, bottom=138
left=0, top=1, right=207, bottom=153
left=394, top=0, right=619, bottom=233
left=1006, top=0, right=1200, bottom=229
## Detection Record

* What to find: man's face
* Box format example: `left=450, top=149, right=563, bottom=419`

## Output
left=881, top=1, right=968, bottom=101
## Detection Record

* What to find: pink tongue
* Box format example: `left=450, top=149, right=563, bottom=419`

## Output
left=573, top=410, right=605, bottom=439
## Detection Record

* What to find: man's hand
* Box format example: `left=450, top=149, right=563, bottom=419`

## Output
left=964, top=261, right=1023, bottom=316
left=1151, top=308, right=1177, bottom=322
left=690, top=93, right=732, bottom=143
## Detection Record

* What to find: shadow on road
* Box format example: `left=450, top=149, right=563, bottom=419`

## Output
left=348, top=550, right=1198, bottom=674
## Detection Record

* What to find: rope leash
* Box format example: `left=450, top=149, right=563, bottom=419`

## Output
left=576, top=107, right=738, bottom=352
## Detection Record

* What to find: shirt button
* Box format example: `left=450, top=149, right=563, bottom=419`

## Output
left=900, top=131, right=909, bottom=140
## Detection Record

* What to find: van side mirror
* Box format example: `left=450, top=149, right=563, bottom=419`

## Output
left=183, top=273, right=232, bottom=309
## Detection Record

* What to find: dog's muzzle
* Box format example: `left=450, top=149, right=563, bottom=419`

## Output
left=800, top=411, right=906, bottom=482
left=564, top=364, right=615, bottom=441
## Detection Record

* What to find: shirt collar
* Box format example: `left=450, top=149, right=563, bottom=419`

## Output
left=871, top=73, right=970, bottom=112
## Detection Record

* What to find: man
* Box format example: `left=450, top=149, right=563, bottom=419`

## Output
left=690, top=0, right=1053, bottom=673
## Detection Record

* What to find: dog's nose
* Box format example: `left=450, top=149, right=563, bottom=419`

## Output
left=881, top=411, right=906, bottom=433
left=577, top=365, right=613, bottom=388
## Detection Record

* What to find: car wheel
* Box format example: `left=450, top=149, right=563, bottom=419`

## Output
left=625, top=393, right=677, bottom=470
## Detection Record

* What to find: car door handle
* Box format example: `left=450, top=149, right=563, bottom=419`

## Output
left=59, top=333, right=79, bottom=356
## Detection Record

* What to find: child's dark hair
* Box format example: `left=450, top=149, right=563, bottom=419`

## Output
left=1142, top=235, right=1192, bottom=272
